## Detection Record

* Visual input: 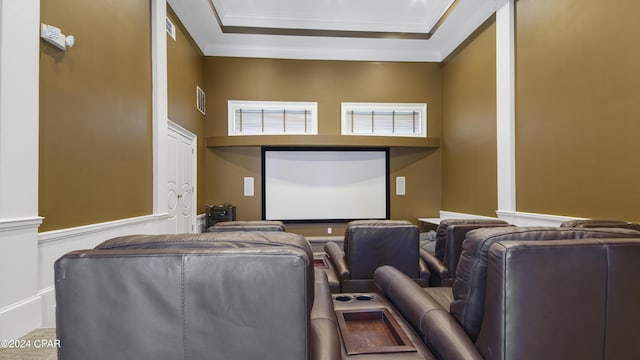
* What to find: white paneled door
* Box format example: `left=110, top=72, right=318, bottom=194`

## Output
left=167, top=121, right=196, bottom=233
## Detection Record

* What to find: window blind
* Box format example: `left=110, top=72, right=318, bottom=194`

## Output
left=342, top=103, right=427, bottom=138
left=228, top=101, right=317, bottom=136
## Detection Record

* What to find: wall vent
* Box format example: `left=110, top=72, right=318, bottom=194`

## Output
left=196, top=86, right=206, bottom=115
left=166, top=17, right=176, bottom=41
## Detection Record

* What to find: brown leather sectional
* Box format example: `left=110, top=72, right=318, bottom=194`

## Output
left=55, top=230, right=435, bottom=359
left=54, top=223, right=640, bottom=359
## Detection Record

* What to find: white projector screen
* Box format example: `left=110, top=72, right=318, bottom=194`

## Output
left=262, top=148, right=389, bottom=222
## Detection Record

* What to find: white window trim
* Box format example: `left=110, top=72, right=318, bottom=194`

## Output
left=341, top=102, right=427, bottom=138
left=196, top=86, right=206, bottom=115
left=228, top=100, right=318, bottom=136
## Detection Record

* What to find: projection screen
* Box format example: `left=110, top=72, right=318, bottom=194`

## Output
left=262, top=147, right=389, bottom=222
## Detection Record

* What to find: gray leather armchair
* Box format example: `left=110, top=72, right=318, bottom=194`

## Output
left=324, top=220, right=429, bottom=292
left=376, top=226, right=640, bottom=360
left=55, top=231, right=339, bottom=360
left=419, top=219, right=512, bottom=286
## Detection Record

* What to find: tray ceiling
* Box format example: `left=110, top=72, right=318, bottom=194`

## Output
left=168, top=0, right=497, bottom=62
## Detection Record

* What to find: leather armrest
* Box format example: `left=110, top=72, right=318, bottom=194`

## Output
left=420, top=248, right=449, bottom=281
left=324, top=242, right=350, bottom=281
left=311, top=269, right=341, bottom=360
left=375, top=266, right=482, bottom=360
left=418, top=257, right=431, bottom=281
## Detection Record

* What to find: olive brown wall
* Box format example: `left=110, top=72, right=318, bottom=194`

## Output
left=39, top=0, right=152, bottom=231
left=204, top=57, right=442, bottom=231
left=39, top=0, right=640, bottom=233
left=441, top=20, right=497, bottom=217
left=167, top=6, right=206, bottom=213
left=516, top=0, right=640, bottom=222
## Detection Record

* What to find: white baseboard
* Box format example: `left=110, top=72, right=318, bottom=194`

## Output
left=0, top=294, right=42, bottom=341
left=39, top=286, right=56, bottom=328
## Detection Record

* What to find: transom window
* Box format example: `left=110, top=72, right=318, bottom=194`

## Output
left=228, top=100, right=318, bottom=136
left=341, top=102, right=427, bottom=138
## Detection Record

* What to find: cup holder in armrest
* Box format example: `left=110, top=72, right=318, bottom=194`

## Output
left=334, top=294, right=375, bottom=302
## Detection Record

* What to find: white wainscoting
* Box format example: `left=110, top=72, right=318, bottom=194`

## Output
left=495, top=210, right=585, bottom=227
left=0, top=217, right=42, bottom=341
left=438, top=210, right=584, bottom=227
left=196, top=213, right=207, bottom=233
left=439, top=211, right=499, bottom=221
left=37, top=214, right=170, bottom=327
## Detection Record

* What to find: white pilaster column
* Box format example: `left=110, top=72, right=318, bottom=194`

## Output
left=495, top=0, right=517, bottom=214
left=0, top=0, right=44, bottom=339
left=152, top=0, right=169, bottom=222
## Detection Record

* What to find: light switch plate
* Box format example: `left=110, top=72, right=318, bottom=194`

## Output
left=396, top=176, right=406, bottom=196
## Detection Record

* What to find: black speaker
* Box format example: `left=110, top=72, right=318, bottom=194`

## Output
left=205, top=204, right=236, bottom=229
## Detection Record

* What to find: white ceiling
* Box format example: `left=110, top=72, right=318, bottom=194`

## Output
left=168, top=0, right=497, bottom=62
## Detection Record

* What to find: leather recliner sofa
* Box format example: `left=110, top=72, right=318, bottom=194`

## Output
left=560, top=218, right=640, bottom=231
left=374, top=226, right=640, bottom=360
left=55, top=231, right=339, bottom=360
left=419, top=219, right=512, bottom=286
left=207, top=220, right=286, bottom=232
left=324, top=220, right=430, bottom=292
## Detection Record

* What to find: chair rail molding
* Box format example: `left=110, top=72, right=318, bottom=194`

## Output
left=439, top=211, right=500, bottom=221
left=437, top=210, right=584, bottom=227
left=0, top=217, right=44, bottom=232
left=496, top=210, right=585, bottom=227
left=38, top=214, right=168, bottom=244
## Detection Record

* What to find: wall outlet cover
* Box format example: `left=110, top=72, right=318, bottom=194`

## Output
left=244, top=177, right=254, bottom=197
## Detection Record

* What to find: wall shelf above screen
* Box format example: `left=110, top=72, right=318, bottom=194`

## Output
left=206, top=135, right=440, bottom=148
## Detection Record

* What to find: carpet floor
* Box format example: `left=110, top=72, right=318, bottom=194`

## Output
left=0, top=328, right=57, bottom=360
